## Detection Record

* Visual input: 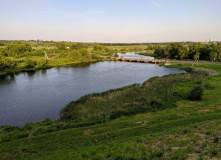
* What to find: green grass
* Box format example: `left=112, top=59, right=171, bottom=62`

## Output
left=0, top=63, right=221, bottom=159
left=138, top=50, right=155, bottom=57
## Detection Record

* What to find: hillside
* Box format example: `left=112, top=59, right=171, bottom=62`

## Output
left=0, top=63, right=221, bottom=159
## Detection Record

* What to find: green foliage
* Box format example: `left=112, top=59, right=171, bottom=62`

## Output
left=25, top=58, right=36, bottom=68
left=154, top=47, right=167, bottom=58
left=188, top=85, right=204, bottom=101
left=1, top=43, right=32, bottom=57
left=0, top=56, right=15, bottom=71
left=71, top=43, right=88, bottom=50
left=204, top=82, right=215, bottom=89
left=36, top=58, right=47, bottom=67
left=56, top=42, right=66, bottom=50
left=151, top=150, right=164, bottom=158
left=184, top=67, right=194, bottom=73
left=209, top=147, right=218, bottom=156
left=213, top=136, right=219, bottom=143
left=153, top=43, right=221, bottom=61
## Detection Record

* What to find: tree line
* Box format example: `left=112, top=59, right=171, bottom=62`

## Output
left=154, top=43, right=221, bottom=61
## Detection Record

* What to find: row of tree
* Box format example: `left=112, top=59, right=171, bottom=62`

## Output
left=0, top=44, right=45, bottom=57
left=154, top=44, right=221, bottom=61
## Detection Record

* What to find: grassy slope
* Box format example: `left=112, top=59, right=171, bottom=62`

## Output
left=0, top=63, right=221, bottom=159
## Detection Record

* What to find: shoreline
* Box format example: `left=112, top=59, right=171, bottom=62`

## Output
left=0, top=62, right=187, bottom=127
left=1, top=60, right=220, bottom=127
left=0, top=58, right=108, bottom=77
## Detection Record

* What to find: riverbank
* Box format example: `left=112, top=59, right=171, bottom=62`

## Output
left=0, top=57, right=108, bottom=77
left=0, top=63, right=221, bottom=159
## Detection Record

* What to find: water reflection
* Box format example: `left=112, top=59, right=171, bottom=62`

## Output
left=0, top=74, right=15, bottom=85
left=40, top=69, right=47, bottom=75
left=27, top=70, right=36, bottom=77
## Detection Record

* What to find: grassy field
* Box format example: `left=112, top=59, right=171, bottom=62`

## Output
left=0, top=63, right=221, bottom=159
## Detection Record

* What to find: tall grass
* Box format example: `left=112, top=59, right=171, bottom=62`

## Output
left=59, top=67, right=215, bottom=124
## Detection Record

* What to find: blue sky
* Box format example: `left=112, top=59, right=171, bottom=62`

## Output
left=0, top=0, right=221, bottom=42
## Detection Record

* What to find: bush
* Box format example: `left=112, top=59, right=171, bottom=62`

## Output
left=151, top=150, right=164, bottom=158
left=188, top=85, right=204, bottom=101
left=185, top=67, right=194, bottom=73
left=204, top=83, right=215, bottom=89
left=25, top=59, right=36, bottom=68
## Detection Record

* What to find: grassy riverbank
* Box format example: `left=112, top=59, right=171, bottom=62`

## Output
left=0, top=57, right=107, bottom=77
left=0, top=63, right=221, bottom=159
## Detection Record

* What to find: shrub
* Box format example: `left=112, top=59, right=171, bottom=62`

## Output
left=25, top=59, right=36, bottom=68
left=213, top=136, right=219, bottom=143
left=204, top=83, right=215, bottom=89
left=151, top=150, right=164, bottom=158
left=185, top=67, right=193, bottom=73
left=209, top=147, right=218, bottom=156
left=188, top=85, right=204, bottom=101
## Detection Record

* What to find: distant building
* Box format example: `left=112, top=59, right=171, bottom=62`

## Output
left=192, top=38, right=212, bottom=44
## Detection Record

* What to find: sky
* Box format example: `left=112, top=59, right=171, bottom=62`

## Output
left=0, top=0, right=221, bottom=43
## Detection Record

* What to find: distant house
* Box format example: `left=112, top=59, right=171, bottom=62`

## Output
left=192, top=38, right=212, bottom=44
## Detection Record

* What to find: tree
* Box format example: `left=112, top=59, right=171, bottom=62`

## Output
left=36, top=59, right=46, bottom=67
left=93, top=44, right=103, bottom=51
left=79, top=49, right=91, bottom=62
left=1, top=43, right=32, bottom=57
left=71, top=43, right=88, bottom=50
left=25, top=59, right=36, bottom=68
left=167, top=43, right=188, bottom=60
left=0, top=56, right=15, bottom=71
left=199, top=46, right=212, bottom=60
left=69, top=50, right=81, bottom=62
left=56, top=42, right=66, bottom=50
left=212, top=45, right=221, bottom=61
left=154, top=47, right=167, bottom=58
left=146, top=44, right=153, bottom=50
left=187, top=45, right=200, bottom=60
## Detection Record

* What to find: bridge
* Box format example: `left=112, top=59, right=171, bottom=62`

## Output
left=116, top=57, right=166, bottom=64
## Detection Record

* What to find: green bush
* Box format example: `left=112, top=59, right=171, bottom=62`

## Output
left=184, top=67, right=194, bottom=73
left=25, top=59, right=36, bottom=68
left=204, top=83, right=215, bottom=89
left=188, top=85, right=204, bottom=101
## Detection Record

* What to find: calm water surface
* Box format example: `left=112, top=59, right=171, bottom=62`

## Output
left=0, top=53, right=186, bottom=126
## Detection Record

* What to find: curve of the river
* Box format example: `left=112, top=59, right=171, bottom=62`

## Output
left=0, top=52, right=186, bottom=126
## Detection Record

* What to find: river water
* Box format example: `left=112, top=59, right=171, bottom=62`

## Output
left=0, top=52, right=186, bottom=126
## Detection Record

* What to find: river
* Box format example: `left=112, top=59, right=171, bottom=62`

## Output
left=0, top=52, right=186, bottom=126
